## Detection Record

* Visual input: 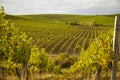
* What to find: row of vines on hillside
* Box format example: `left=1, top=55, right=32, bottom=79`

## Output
left=27, top=26, right=112, bottom=54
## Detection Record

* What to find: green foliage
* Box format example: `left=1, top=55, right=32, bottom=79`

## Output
left=70, top=30, right=114, bottom=73
left=0, top=12, right=19, bottom=73
left=29, top=47, right=62, bottom=74
left=47, top=59, right=62, bottom=74
left=69, top=22, right=79, bottom=26
left=70, top=55, right=78, bottom=64
left=0, top=6, right=4, bottom=12
left=0, top=12, right=33, bottom=80
left=12, top=33, right=32, bottom=63
left=55, top=53, right=78, bottom=68
left=57, top=53, right=70, bottom=59
left=52, top=65, right=62, bottom=74
left=30, top=47, right=48, bottom=68
left=47, top=60, right=55, bottom=73
left=0, top=11, right=33, bottom=64
left=0, top=12, right=15, bottom=60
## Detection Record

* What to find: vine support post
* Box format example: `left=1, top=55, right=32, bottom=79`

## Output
left=111, top=16, right=120, bottom=80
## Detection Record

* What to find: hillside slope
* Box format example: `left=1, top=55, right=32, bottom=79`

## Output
left=6, top=14, right=115, bottom=54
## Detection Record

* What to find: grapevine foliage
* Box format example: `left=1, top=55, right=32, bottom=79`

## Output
left=30, top=47, right=49, bottom=68
left=0, top=11, right=33, bottom=80
left=70, top=30, right=114, bottom=73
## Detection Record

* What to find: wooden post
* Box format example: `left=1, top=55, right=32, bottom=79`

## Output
left=112, top=16, right=120, bottom=80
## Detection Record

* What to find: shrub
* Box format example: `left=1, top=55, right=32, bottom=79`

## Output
left=53, top=65, right=62, bottom=74
left=54, top=53, right=76, bottom=68
left=47, top=59, right=61, bottom=74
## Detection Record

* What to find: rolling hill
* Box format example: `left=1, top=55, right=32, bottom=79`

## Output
left=6, top=14, right=116, bottom=54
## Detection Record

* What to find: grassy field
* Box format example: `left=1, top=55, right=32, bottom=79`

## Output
left=6, top=14, right=115, bottom=54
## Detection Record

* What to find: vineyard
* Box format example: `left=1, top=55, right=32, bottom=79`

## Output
left=6, top=14, right=114, bottom=54
left=1, top=2, right=120, bottom=79
left=1, top=11, right=120, bottom=80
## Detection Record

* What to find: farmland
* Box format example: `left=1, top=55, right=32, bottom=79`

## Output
left=6, top=14, right=114, bottom=54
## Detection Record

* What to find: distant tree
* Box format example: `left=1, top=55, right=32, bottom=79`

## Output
left=70, top=22, right=79, bottom=26
left=0, top=6, right=4, bottom=12
left=2, top=6, right=4, bottom=12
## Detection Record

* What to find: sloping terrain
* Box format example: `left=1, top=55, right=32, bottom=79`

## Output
left=6, top=14, right=115, bottom=54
